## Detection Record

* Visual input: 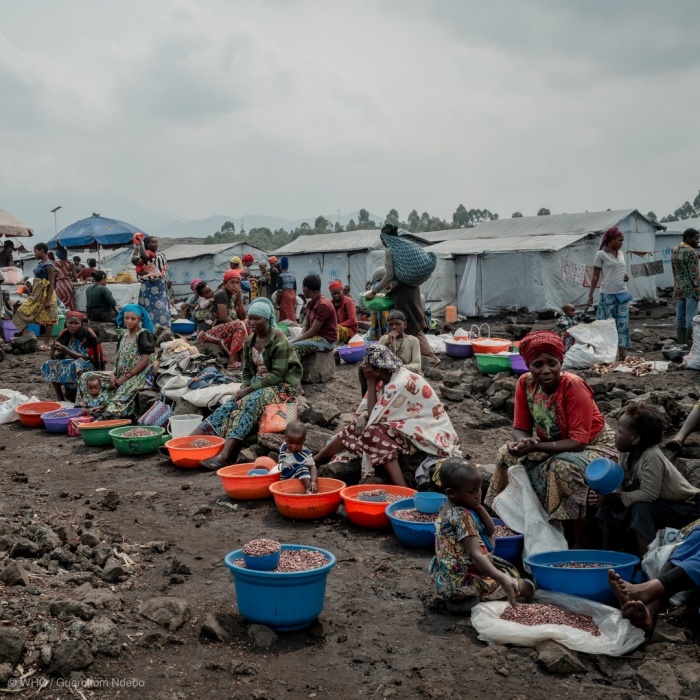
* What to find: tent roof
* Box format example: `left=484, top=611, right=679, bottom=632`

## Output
left=657, top=217, right=700, bottom=234
left=425, top=233, right=590, bottom=256
left=274, top=231, right=383, bottom=255
left=0, top=209, right=34, bottom=237
left=163, top=242, right=269, bottom=261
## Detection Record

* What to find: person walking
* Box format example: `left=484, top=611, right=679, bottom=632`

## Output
left=671, top=228, right=700, bottom=346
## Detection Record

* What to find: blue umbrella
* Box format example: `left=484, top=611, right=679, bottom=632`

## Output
left=47, top=214, right=147, bottom=250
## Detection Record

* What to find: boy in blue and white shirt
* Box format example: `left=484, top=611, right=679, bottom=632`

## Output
left=278, top=421, right=317, bottom=493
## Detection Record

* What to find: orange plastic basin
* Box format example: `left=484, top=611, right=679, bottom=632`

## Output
left=165, top=436, right=225, bottom=468
left=217, top=463, right=281, bottom=500
left=340, top=485, right=417, bottom=529
left=254, top=456, right=277, bottom=470
left=471, top=338, right=511, bottom=354
left=269, top=477, right=346, bottom=520
left=16, top=402, right=62, bottom=428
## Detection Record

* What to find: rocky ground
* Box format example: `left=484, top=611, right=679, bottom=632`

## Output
left=0, top=301, right=699, bottom=699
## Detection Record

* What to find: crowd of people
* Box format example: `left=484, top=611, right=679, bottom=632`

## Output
left=3, top=223, right=700, bottom=636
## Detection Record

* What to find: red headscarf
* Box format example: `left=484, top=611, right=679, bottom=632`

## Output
left=242, top=254, right=255, bottom=266
left=328, top=279, right=343, bottom=292
left=223, top=269, right=241, bottom=283
left=65, top=310, right=85, bottom=322
left=599, top=226, right=624, bottom=250
left=519, top=331, right=564, bottom=365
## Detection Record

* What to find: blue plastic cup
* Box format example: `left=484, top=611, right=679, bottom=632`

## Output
left=585, top=458, right=624, bottom=495
left=243, top=548, right=281, bottom=571
left=413, top=492, right=447, bottom=514
left=248, top=468, right=270, bottom=476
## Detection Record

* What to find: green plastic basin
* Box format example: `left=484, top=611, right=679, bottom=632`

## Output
left=475, top=353, right=512, bottom=375
left=109, top=426, right=165, bottom=455
left=360, top=293, right=394, bottom=312
left=78, top=419, right=132, bottom=446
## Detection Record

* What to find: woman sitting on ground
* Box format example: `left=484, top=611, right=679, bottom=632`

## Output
left=609, top=517, right=700, bottom=632
left=77, top=304, right=155, bottom=419
left=180, top=278, right=201, bottom=319
left=484, top=330, right=618, bottom=548
left=192, top=297, right=302, bottom=470
left=590, top=403, right=700, bottom=557
left=12, top=242, right=58, bottom=351
left=314, top=344, right=460, bottom=486
left=41, top=311, right=106, bottom=401
left=86, top=271, right=120, bottom=323
left=197, top=269, right=248, bottom=370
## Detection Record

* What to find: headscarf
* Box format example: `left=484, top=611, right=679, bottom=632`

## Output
left=190, top=278, right=201, bottom=292
left=116, top=304, right=154, bottom=334
left=230, top=256, right=242, bottom=267
left=599, top=226, right=624, bottom=251
left=57, top=311, right=105, bottom=370
left=247, top=297, right=276, bottom=327
left=365, top=344, right=402, bottom=373
left=223, top=269, right=241, bottom=283
left=519, top=331, right=564, bottom=365
left=329, top=279, right=343, bottom=292
left=55, top=247, right=68, bottom=260
left=242, top=253, right=255, bottom=266
left=65, top=310, right=85, bottom=322
left=268, top=256, right=279, bottom=264
left=241, top=280, right=251, bottom=293
left=280, top=256, right=289, bottom=270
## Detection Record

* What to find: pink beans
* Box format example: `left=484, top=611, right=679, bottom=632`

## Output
left=357, top=490, right=404, bottom=503
left=122, top=428, right=156, bottom=437
left=550, top=562, right=614, bottom=569
left=242, top=538, right=281, bottom=556
left=190, top=438, right=214, bottom=448
left=501, top=603, right=600, bottom=636
left=235, top=548, right=328, bottom=572
left=0, top=395, right=10, bottom=403
left=392, top=509, right=438, bottom=523
left=494, top=525, right=518, bottom=537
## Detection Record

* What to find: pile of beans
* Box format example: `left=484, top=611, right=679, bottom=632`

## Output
left=392, top=508, right=438, bottom=523
left=551, top=562, right=614, bottom=569
left=500, top=603, right=600, bottom=636
left=242, top=538, right=281, bottom=556
left=0, top=395, right=10, bottom=403
left=190, top=438, right=214, bottom=448
left=51, top=411, right=71, bottom=417
left=234, top=549, right=329, bottom=572
left=357, top=490, right=403, bottom=503
left=122, top=428, right=156, bottom=438
left=494, top=525, right=518, bottom=537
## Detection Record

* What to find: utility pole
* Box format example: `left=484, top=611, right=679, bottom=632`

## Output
left=50, top=206, right=62, bottom=235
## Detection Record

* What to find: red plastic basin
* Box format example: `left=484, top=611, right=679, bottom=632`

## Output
left=340, top=485, right=417, bottom=529
left=217, top=463, right=281, bottom=500
left=269, top=478, right=346, bottom=520
left=165, top=436, right=225, bottom=468
left=16, top=402, right=62, bottom=428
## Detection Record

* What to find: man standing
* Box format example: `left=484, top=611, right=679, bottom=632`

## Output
left=329, top=279, right=357, bottom=344
left=291, top=275, right=338, bottom=357
left=671, top=228, right=700, bottom=345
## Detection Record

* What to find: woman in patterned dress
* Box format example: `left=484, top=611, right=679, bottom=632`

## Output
left=276, top=257, right=297, bottom=322
left=135, top=236, right=171, bottom=329
left=53, top=247, right=77, bottom=311
left=192, top=298, right=302, bottom=470
left=41, top=311, right=106, bottom=401
left=76, top=304, right=155, bottom=419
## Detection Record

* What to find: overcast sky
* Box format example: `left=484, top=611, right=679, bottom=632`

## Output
left=3, top=0, right=700, bottom=237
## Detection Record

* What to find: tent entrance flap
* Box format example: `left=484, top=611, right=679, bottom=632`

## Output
left=458, top=255, right=478, bottom=317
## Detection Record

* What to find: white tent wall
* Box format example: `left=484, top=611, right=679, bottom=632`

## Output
left=654, top=232, right=682, bottom=289
left=421, top=257, right=457, bottom=317
left=478, top=251, right=545, bottom=316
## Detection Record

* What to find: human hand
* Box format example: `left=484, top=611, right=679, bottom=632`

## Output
left=587, top=492, right=607, bottom=508
left=507, top=438, right=538, bottom=458
left=499, top=576, right=518, bottom=607
left=354, top=414, right=368, bottom=437
left=109, top=373, right=117, bottom=389
left=308, top=480, right=318, bottom=494
left=44, top=299, right=52, bottom=308
left=364, top=290, right=376, bottom=301
left=235, top=386, right=252, bottom=402
left=623, top=274, right=629, bottom=282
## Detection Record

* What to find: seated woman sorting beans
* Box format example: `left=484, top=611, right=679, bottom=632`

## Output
left=192, top=298, right=302, bottom=471
left=314, top=344, right=461, bottom=486
left=484, top=331, right=618, bottom=548
left=76, top=304, right=155, bottom=419
left=41, top=311, right=106, bottom=402
left=197, top=269, right=248, bottom=370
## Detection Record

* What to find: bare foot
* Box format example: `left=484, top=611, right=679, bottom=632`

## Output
left=432, top=356, right=442, bottom=367
left=608, top=569, right=631, bottom=606
left=621, top=600, right=654, bottom=631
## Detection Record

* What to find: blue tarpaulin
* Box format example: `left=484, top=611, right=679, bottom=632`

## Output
left=47, top=214, right=147, bottom=249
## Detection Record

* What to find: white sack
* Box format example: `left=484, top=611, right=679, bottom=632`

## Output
left=562, top=319, right=618, bottom=370
left=683, top=314, right=700, bottom=370
left=471, top=590, right=645, bottom=656
left=0, top=390, right=33, bottom=424
left=492, top=465, right=568, bottom=559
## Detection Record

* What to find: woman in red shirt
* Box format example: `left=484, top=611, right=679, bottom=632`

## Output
left=484, top=331, right=618, bottom=547
left=329, top=279, right=357, bottom=343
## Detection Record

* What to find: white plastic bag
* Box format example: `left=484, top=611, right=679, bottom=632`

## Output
left=562, top=319, right=618, bottom=370
left=683, top=314, right=700, bottom=370
left=471, top=590, right=645, bottom=656
left=0, top=390, right=33, bottom=424
left=492, top=465, right=568, bottom=558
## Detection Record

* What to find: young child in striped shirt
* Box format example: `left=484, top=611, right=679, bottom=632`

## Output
left=278, top=421, right=317, bottom=494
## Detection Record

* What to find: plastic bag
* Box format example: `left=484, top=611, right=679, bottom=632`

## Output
left=682, top=314, right=700, bottom=370
left=258, top=401, right=298, bottom=434
left=642, top=528, right=689, bottom=606
left=492, top=465, right=568, bottom=559
left=562, top=319, right=618, bottom=370
left=0, top=390, right=33, bottom=424
left=471, top=590, right=645, bottom=656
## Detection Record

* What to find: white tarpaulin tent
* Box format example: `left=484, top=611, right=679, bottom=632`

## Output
left=422, top=210, right=663, bottom=317
left=653, top=217, right=700, bottom=290
left=274, top=231, right=457, bottom=316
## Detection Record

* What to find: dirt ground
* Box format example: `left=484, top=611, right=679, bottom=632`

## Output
left=1, top=301, right=700, bottom=700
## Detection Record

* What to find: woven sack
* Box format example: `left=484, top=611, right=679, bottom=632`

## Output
left=381, top=233, right=437, bottom=287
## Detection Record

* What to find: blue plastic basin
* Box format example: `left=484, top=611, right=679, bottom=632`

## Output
left=524, top=549, right=639, bottom=605
left=41, top=407, right=85, bottom=434
left=224, top=544, right=336, bottom=631
left=243, top=548, right=281, bottom=572
left=385, top=498, right=436, bottom=550
left=414, top=492, right=447, bottom=514
left=171, top=320, right=196, bottom=334
left=444, top=340, right=474, bottom=359
left=492, top=518, right=524, bottom=563
left=338, top=345, right=367, bottom=364
left=586, top=458, right=624, bottom=495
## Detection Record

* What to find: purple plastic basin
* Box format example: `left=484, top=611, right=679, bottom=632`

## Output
left=509, top=353, right=528, bottom=375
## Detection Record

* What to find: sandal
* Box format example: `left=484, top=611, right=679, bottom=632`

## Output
left=199, top=458, right=223, bottom=471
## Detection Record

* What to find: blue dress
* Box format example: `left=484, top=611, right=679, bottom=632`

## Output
left=41, top=337, right=92, bottom=388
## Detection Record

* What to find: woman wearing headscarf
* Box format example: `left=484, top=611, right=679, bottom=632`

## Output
left=192, top=297, right=303, bottom=470
left=241, top=254, right=257, bottom=298
left=135, top=236, right=171, bottom=329
left=77, top=304, right=156, bottom=419
left=197, top=269, right=248, bottom=370
left=276, top=257, right=297, bottom=322
left=587, top=226, right=631, bottom=360
left=365, top=224, right=440, bottom=366
left=53, top=247, right=77, bottom=311
left=313, top=344, right=460, bottom=486
left=12, top=243, right=58, bottom=351
left=180, top=278, right=202, bottom=319
left=268, top=256, right=280, bottom=298
left=484, top=331, right=618, bottom=547
left=41, top=311, right=106, bottom=401
left=329, top=279, right=357, bottom=344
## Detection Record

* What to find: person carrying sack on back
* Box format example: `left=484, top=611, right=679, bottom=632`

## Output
left=365, top=223, right=440, bottom=366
